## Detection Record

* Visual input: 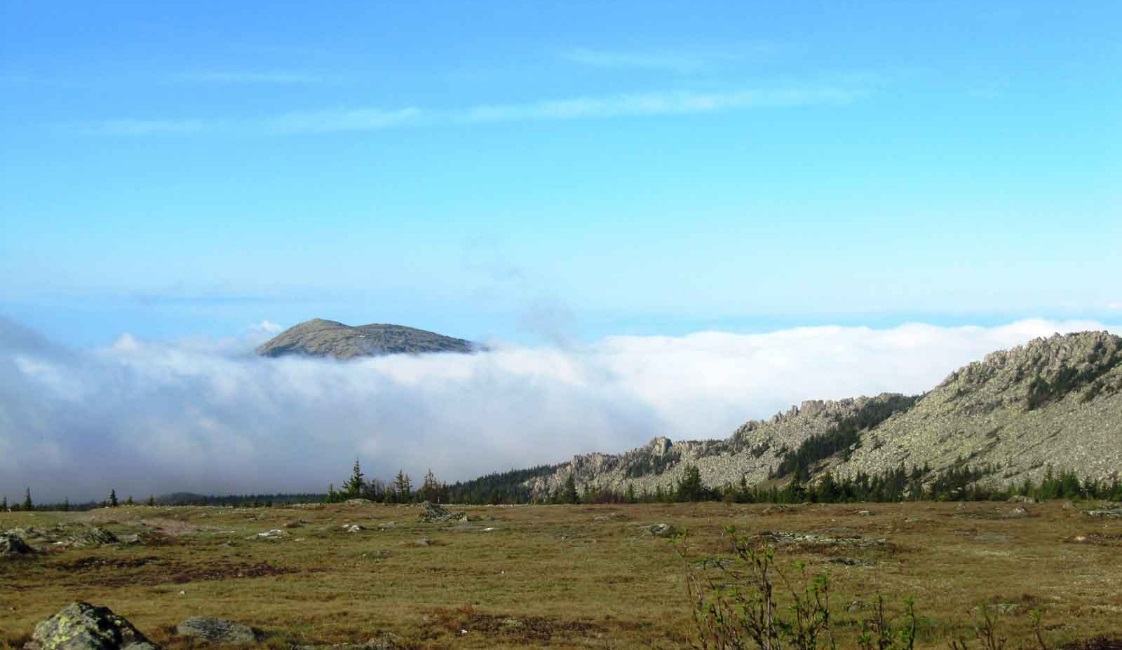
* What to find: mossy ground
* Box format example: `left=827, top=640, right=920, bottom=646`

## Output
left=2, top=501, right=1120, bottom=648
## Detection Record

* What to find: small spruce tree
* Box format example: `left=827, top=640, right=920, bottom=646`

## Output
left=675, top=464, right=707, bottom=502
left=342, top=458, right=366, bottom=498
left=109, top=489, right=119, bottom=507
left=393, top=470, right=412, bottom=502
left=561, top=474, right=580, bottom=504
left=125, top=495, right=134, bottom=506
left=62, top=497, right=70, bottom=512
left=1, top=496, right=7, bottom=510
left=23, top=488, right=33, bottom=511
left=420, top=469, right=441, bottom=502
left=146, top=495, right=155, bottom=507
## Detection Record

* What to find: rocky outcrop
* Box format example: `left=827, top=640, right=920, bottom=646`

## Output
left=527, top=393, right=914, bottom=497
left=1, top=532, right=33, bottom=557
left=522, top=332, right=1122, bottom=495
left=257, top=319, right=476, bottom=360
left=26, top=602, right=158, bottom=650
left=176, top=617, right=260, bottom=644
left=839, top=332, right=1122, bottom=485
left=6, top=524, right=118, bottom=550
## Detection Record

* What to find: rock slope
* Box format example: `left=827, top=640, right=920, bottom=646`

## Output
left=526, top=331, right=1122, bottom=495
left=256, top=319, right=475, bottom=360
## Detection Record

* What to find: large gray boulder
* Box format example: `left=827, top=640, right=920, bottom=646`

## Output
left=27, top=602, right=159, bottom=650
left=176, top=617, right=260, bottom=644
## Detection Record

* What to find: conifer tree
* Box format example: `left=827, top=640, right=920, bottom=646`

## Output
left=561, top=474, right=580, bottom=504
left=146, top=495, right=155, bottom=507
left=675, top=465, right=707, bottom=502
left=109, top=489, right=119, bottom=507
left=23, top=488, right=33, bottom=511
left=126, top=495, right=134, bottom=506
left=393, top=470, right=412, bottom=502
left=342, top=458, right=366, bottom=498
left=62, top=498, right=70, bottom=512
left=1, top=496, right=7, bottom=510
left=420, top=469, right=441, bottom=502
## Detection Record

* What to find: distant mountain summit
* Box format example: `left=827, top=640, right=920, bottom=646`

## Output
left=256, top=319, right=476, bottom=360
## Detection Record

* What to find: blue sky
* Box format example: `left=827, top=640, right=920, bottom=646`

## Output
left=2, top=1, right=1120, bottom=346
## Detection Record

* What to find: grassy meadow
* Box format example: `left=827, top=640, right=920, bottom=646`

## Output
left=2, top=500, right=1120, bottom=649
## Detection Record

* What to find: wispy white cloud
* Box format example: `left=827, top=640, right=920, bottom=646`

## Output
left=175, top=71, right=332, bottom=85
left=458, top=86, right=862, bottom=123
left=1, top=318, right=1118, bottom=501
left=560, top=44, right=785, bottom=74
left=72, top=82, right=866, bottom=136
left=79, top=119, right=211, bottom=136
left=261, top=107, right=422, bottom=134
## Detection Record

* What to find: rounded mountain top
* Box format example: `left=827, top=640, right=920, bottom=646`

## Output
left=256, top=319, right=476, bottom=360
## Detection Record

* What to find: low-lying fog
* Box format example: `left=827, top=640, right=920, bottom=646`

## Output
left=1, top=317, right=1116, bottom=502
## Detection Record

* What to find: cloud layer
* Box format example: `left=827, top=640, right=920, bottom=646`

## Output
left=1, top=318, right=1117, bottom=502
left=72, top=82, right=865, bottom=136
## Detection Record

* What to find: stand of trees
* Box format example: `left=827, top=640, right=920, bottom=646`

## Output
left=324, top=459, right=450, bottom=505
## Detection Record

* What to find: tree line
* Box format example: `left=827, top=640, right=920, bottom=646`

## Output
left=7, top=460, right=1117, bottom=513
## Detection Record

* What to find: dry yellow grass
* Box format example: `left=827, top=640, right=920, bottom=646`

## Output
left=2, top=500, right=1120, bottom=649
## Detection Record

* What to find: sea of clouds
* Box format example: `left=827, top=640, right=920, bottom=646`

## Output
left=1, top=317, right=1118, bottom=502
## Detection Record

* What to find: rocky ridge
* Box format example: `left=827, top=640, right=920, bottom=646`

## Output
left=256, top=319, right=476, bottom=360
left=527, top=331, right=1122, bottom=495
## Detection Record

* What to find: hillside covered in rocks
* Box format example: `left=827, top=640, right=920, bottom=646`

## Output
left=513, top=331, right=1122, bottom=497
left=256, top=319, right=476, bottom=360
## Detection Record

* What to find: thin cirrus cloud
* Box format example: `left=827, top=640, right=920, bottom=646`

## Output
left=1, top=316, right=1118, bottom=502
left=174, top=70, right=332, bottom=85
left=72, top=82, right=866, bottom=136
left=560, top=45, right=786, bottom=74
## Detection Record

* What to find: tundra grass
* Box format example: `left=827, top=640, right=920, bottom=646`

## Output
left=1, top=501, right=1120, bottom=648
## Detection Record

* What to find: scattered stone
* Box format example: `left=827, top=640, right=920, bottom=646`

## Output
left=343, top=524, right=364, bottom=533
left=378, top=521, right=397, bottom=530
left=292, top=634, right=399, bottom=650
left=1004, top=506, right=1030, bottom=518
left=344, top=498, right=372, bottom=506
left=1, top=532, right=34, bottom=557
left=250, top=529, right=287, bottom=540
left=27, top=602, right=159, bottom=650
left=414, top=538, right=433, bottom=547
left=283, top=520, right=306, bottom=529
left=828, top=557, right=874, bottom=567
left=856, top=510, right=872, bottom=517
left=755, top=531, right=890, bottom=550
left=176, top=617, right=260, bottom=644
left=1084, top=507, right=1122, bottom=519
left=647, top=524, right=678, bottom=538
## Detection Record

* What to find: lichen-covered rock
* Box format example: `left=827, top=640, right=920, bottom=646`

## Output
left=68, top=527, right=118, bottom=547
left=175, top=617, right=260, bottom=644
left=1, top=532, right=34, bottom=557
left=418, top=501, right=466, bottom=523
left=27, top=602, right=159, bottom=650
